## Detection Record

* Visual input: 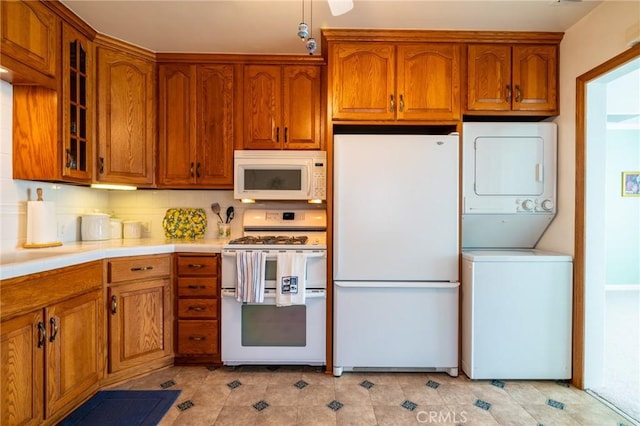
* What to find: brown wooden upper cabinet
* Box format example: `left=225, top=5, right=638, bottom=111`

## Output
left=329, top=42, right=461, bottom=122
left=12, top=19, right=94, bottom=185
left=96, top=41, right=156, bottom=186
left=0, top=0, right=59, bottom=88
left=158, top=64, right=235, bottom=188
left=243, top=64, right=321, bottom=150
left=61, top=22, right=93, bottom=182
left=466, top=44, right=558, bottom=115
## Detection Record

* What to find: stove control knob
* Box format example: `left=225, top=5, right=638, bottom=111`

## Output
left=522, top=199, right=534, bottom=211
left=541, top=199, right=554, bottom=211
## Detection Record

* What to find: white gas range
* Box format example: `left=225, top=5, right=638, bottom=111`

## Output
left=220, top=208, right=327, bottom=366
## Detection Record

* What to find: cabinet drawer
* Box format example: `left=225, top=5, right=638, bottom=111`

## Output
left=108, top=255, right=171, bottom=283
left=177, top=277, right=218, bottom=297
left=177, top=299, right=217, bottom=318
left=177, top=320, right=218, bottom=354
left=177, top=256, right=218, bottom=276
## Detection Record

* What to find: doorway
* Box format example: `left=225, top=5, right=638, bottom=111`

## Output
left=574, top=45, right=640, bottom=424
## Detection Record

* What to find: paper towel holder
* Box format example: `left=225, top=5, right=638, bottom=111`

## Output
left=23, top=187, right=63, bottom=249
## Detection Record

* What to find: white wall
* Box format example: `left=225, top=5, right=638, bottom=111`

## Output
left=538, top=0, right=640, bottom=255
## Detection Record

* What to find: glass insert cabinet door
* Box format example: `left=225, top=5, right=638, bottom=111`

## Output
left=62, top=25, right=92, bottom=181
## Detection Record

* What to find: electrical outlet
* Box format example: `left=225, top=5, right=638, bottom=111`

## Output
left=141, top=221, right=150, bottom=234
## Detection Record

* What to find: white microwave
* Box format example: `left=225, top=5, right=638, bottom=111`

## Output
left=234, top=150, right=327, bottom=201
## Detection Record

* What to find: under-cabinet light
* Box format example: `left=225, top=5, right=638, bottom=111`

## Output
left=241, top=198, right=256, bottom=203
left=90, top=183, right=137, bottom=191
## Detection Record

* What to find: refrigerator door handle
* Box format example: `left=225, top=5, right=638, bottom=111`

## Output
left=334, top=281, right=459, bottom=289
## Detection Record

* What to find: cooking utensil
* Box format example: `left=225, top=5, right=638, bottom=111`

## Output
left=225, top=206, right=234, bottom=223
left=211, top=202, right=224, bottom=223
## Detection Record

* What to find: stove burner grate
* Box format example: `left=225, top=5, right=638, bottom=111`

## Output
left=228, top=235, right=309, bottom=245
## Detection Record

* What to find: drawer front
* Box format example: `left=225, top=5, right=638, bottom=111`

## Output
left=177, top=256, right=218, bottom=276
left=108, top=255, right=171, bottom=283
left=177, top=299, right=217, bottom=318
left=177, top=320, right=218, bottom=354
left=177, top=277, right=218, bottom=297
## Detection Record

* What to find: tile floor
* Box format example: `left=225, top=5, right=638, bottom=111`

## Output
left=110, top=365, right=633, bottom=425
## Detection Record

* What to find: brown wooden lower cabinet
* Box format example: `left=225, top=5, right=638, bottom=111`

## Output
left=105, top=254, right=173, bottom=382
left=0, top=261, right=103, bottom=426
left=175, top=253, right=221, bottom=364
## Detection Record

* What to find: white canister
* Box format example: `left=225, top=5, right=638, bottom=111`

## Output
left=122, top=220, right=142, bottom=239
left=81, top=213, right=110, bottom=241
left=109, top=218, right=123, bottom=239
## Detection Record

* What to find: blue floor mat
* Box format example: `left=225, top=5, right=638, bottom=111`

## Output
left=58, top=390, right=181, bottom=426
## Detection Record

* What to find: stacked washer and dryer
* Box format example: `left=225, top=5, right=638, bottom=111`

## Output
left=461, top=122, right=573, bottom=380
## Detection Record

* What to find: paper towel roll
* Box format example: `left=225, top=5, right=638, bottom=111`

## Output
left=25, top=200, right=61, bottom=247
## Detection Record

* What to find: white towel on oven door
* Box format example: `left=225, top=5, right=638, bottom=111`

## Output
left=276, top=252, right=307, bottom=306
left=236, top=251, right=266, bottom=303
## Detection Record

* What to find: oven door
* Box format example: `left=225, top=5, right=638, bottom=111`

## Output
left=221, top=289, right=326, bottom=365
left=221, top=249, right=327, bottom=290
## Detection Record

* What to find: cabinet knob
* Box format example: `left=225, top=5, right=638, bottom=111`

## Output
left=276, top=127, right=280, bottom=143
left=187, top=285, right=207, bottom=290
left=189, top=336, right=206, bottom=341
left=190, top=162, right=194, bottom=178
left=284, top=127, right=288, bottom=143
left=111, top=295, right=118, bottom=314
left=130, top=266, right=153, bottom=272
left=399, top=94, right=405, bottom=112
left=514, top=85, right=521, bottom=102
left=188, top=306, right=206, bottom=312
left=99, top=157, right=104, bottom=174
left=506, top=84, right=512, bottom=103
left=389, top=94, right=395, bottom=112
left=188, top=264, right=205, bottom=269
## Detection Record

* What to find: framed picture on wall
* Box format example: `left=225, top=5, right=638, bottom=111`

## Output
left=622, top=171, right=640, bottom=197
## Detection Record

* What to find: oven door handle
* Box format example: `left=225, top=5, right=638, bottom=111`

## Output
left=221, top=289, right=326, bottom=299
left=222, top=250, right=326, bottom=258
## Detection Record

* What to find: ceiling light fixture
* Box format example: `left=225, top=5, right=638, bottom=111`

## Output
left=328, top=0, right=354, bottom=16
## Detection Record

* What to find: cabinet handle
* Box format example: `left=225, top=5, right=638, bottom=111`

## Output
left=99, top=157, right=104, bottom=174
left=190, top=162, right=194, bottom=178
left=189, top=336, right=206, bottom=341
left=187, top=264, right=205, bottom=269
left=37, top=322, right=47, bottom=348
left=49, top=317, right=59, bottom=343
left=196, top=162, right=201, bottom=178
left=188, top=306, right=206, bottom=312
left=130, top=266, right=154, bottom=272
left=276, top=127, right=280, bottom=142
left=111, top=295, right=118, bottom=314
left=506, top=84, right=512, bottom=102
left=514, top=85, right=521, bottom=102
left=389, top=94, right=395, bottom=112
left=284, top=127, right=288, bottom=143
left=187, top=285, right=207, bottom=289
left=399, top=94, right=405, bottom=112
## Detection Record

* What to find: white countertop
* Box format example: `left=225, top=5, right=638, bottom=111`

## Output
left=0, top=238, right=229, bottom=280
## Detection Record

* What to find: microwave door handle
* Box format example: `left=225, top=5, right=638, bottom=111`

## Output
left=536, top=163, right=543, bottom=182
left=307, top=164, right=312, bottom=198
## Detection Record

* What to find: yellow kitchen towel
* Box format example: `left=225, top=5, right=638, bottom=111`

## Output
left=236, top=251, right=266, bottom=303
left=276, top=252, right=307, bottom=307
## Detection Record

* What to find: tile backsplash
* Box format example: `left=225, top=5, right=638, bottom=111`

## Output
left=1, top=80, right=316, bottom=252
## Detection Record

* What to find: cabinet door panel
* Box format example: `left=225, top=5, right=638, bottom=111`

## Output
left=108, top=279, right=172, bottom=373
left=197, top=65, right=235, bottom=184
left=283, top=65, right=321, bottom=149
left=158, top=65, right=195, bottom=186
left=512, top=45, right=557, bottom=113
left=97, top=48, right=155, bottom=185
left=46, top=290, right=102, bottom=418
left=1, top=311, right=44, bottom=426
left=397, top=44, right=460, bottom=121
left=467, top=44, right=511, bottom=111
left=244, top=65, right=282, bottom=149
left=0, top=0, right=58, bottom=80
left=61, top=24, right=93, bottom=182
left=330, top=43, right=395, bottom=120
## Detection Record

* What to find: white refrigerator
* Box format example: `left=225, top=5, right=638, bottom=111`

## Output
left=333, top=134, right=460, bottom=377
